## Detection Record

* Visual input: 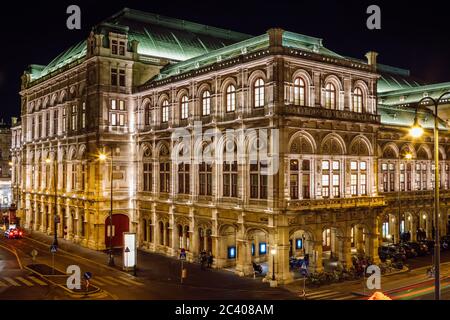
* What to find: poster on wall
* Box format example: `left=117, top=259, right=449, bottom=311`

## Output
left=123, top=232, right=136, bottom=269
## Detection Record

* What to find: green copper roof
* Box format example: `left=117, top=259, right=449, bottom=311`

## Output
left=379, top=104, right=448, bottom=130
left=29, top=41, right=87, bottom=82
left=103, top=8, right=252, bottom=61
left=149, top=30, right=343, bottom=83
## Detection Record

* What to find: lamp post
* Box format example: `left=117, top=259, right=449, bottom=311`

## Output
left=409, top=91, right=450, bottom=301
left=270, top=247, right=277, bottom=281
left=398, top=152, right=412, bottom=243
left=46, top=153, right=58, bottom=247
left=99, top=146, right=115, bottom=267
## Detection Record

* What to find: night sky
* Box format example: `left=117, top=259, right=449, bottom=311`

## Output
left=1, top=0, right=449, bottom=123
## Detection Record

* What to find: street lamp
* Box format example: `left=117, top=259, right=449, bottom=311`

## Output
left=409, top=91, right=450, bottom=300
left=99, top=147, right=115, bottom=267
left=46, top=156, right=58, bottom=247
left=398, top=152, right=412, bottom=243
left=270, top=247, right=277, bottom=281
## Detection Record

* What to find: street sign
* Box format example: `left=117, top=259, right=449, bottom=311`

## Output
left=123, top=233, right=136, bottom=269
left=124, top=247, right=130, bottom=253
left=50, top=244, right=57, bottom=253
left=84, top=272, right=92, bottom=280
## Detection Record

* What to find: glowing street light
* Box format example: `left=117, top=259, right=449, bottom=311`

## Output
left=409, top=116, right=424, bottom=138
left=270, top=247, right=277, bottom=282
left=99, top=148, right=115, bottom=267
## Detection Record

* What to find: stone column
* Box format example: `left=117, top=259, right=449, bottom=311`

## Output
left=356, top=226, right=365, bottom=253
left=235, top=225, right=253, bottom=277
left=309, top=240, right=324, bottom=273
left=366, top=231, right=380, bottom=265
left=338, top=235, right=353, bottom=270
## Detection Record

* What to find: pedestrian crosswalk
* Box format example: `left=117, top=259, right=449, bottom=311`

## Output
left=303, top=289, right=358, bottom=300
left=90, top=276, right=144, bottom=287
left=0, top=276, right=48, bottom=287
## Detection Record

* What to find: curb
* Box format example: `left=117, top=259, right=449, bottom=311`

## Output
left=24, top=265, right=101, bottom=297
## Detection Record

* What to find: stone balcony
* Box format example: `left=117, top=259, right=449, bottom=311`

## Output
left=287, top=196, right=386, bottom=211
left=282, top=105, right=381, bottom=124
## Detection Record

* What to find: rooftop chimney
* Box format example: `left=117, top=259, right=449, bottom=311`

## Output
left=365, top=51, right=379, bottom=69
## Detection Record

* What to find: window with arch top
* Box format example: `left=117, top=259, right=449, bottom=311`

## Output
left=226, top=85, right=236, bottom=112
left=162, top=100, right=169, bottom=123
left=202, top=91, right=211, bottom=116
left=353, top=87, right=363, bottom=113
left=254, top=78, right=265, bottom=108
left=325, top=83, right=336, bottom=109
left=294, top=77, right=306, bottom=106
left=180, top=95, right=189, bottom=120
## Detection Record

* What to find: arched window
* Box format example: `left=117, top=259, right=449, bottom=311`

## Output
left=322, top=228, right=331, bottom=250
left=161, top=100, right=169, bottom=123
left=325, top=83, right=336, bottom=109
left=202, top=91, right=211, bottom=116
left=294, top=77, right=306, bottom=106
left=180, top=95, right=189, bottom=120
left=226, top=85, right=236, bottom=112
left=353, top=87, right=363, bottom=113
left=145, top=104, right=151, bottom=126
left=254, top=78, right=265, bottom=108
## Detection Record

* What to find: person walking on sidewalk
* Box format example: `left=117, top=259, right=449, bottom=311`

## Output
left=200, top=250, right=207, bottom=270
left=207, top=251, right=213, bottom=268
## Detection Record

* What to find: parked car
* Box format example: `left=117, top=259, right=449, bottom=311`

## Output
left=407, top=242, right=428, bottom=256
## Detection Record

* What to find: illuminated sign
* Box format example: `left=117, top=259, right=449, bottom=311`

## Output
left=123, top=233, right=136, bottom=268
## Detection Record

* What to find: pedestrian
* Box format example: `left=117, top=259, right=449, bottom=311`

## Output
left=200, top=251, right=207, bottom=270
left=207, top=251, right=213, bottom=268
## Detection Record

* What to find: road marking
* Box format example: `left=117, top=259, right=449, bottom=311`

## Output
left=305, top=290, right=332, bottom=296
left=28, top=276, right=48, bottom=286
left=104, top=276, right=133, bottom=286
left=0, top=279, right=7, bottom=287
left=3, top=277, right=21, bottom=286
left=118, top=276, right=145, bottom=286
left=334, top=295, right=357, bottom=300
left=15, top=277, right=34, bottom=287
left=307, top=291, right=343, bottom=300
left=90, top=278, right=106, bottom=286
left=96, top=277, right=119, bottom=286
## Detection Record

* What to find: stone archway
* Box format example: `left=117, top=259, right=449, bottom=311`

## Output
left=217, top=224, right=237, bottom=269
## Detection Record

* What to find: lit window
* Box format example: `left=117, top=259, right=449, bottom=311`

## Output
left=111, top=100, right=117, bottom=110
left=181, top=96, right=189, bottom=120
left=254, top=78, right=265, bottom=108
left=111, top=40, right=118, bottom=55
left=353, top=87, right=363, bottom=113
left=325, top=83, right=336, bottom=109
left=81, top=103, right=86, bottom=129
left=259, top=242, right=267, bottom=255
left=228, top=246, right=236, bottom=259
left=119, top=41, right=125, bottom=56
left=295, top=239, right=303, bottom=250
left=226, top=85, right=236, bottom=112
left=162, top=100, right=169, bottom=123
left=202, top=91, right=211, bottom=116
left=294, top=77, right=306, bottom=106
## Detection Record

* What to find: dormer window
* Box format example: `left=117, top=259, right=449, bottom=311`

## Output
left=111, top=39, right=126, bottom=56
left=111, top=40, right=118, bottom=55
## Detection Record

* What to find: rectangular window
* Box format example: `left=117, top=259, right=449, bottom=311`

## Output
left=162, top=106, right=169, bottom=123
left=159, top=163, right=170, bottom=193
left=119, top=41, right=125, bottom=56
left=223, top=161, right=238, bottom=198
left=332, top=174, right=340, bottom=197
left=71, top=105, right=77, bottom=131
left=46, top=112, right=50, bottom=137
left=111, top=68, right=118, bottom=86
left=62, top=108, right=67, bottom=133
left=119, top=70, right=126, bottom=87
left=111, top=100, right=117, bottom=110
left=250, top=162, right=268, bottom=199
left=322, top=174, right=329, bottom=198
left=178, top=163, right=190, bottom=194
left=199, top=162, right=212, bottom=196
left=259, top=243, right=267, bottom=255
left=295, top=239, right=303, bottom=250
left=111, top=40, right=118, bottom=55
left=351, top=174, right=358, bottom=196
left=228, top=246, right=236, bottom=259
left=360, top=174, right=367, bottom=196
left=53, top=110, right=58, bottom=136
left=81, top=103, right=86, bottom=129
left=119, top=100, right=125, bottom=111
left=290, top=160, right=299, bottom=199
left=143, top=163, right=153, bottom=192
left=111, top=113, right=117, bottom=126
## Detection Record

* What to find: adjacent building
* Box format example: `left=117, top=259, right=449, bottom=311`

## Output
left=11, top=8, right=450, bottom=284
left=0, top=118, right=12, bottom=212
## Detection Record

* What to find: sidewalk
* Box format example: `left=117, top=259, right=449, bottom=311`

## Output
left=25, top=231, right=295, bottom=294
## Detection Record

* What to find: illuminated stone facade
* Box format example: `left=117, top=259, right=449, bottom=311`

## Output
left=11, top=8, right=450, bottom=284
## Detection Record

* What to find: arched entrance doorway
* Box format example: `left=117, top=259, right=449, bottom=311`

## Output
left=105, top=214, right=130, bottom=248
